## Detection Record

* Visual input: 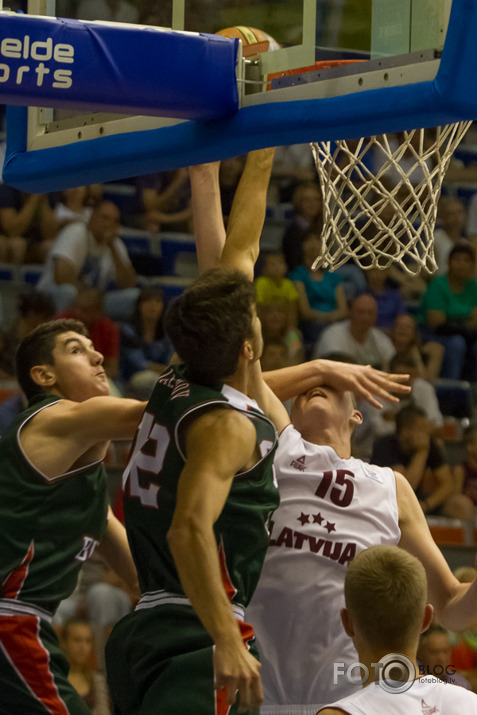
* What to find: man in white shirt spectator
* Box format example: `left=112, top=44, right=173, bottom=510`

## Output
left=313, top=293, right=395, bottom=370
left=38, top=200, right=139, bottom=321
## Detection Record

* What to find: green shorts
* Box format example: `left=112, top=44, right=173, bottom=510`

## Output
left=105, top=603, right=260, bottom=715
left=0, top=613, right=91, bottom=715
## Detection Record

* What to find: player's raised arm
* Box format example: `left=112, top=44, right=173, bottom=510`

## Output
left=220, top=148, right=275, bottom=280
left=189, top=161, right=226, bottom=272
left=190, top=148, right=275, bottom=278
left=263, top=359, right=411, bottom=408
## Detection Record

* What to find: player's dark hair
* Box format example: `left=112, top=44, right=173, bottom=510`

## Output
left=164, top=268, right=256, bottom=384
left=16, top=319, right=89, bottom=401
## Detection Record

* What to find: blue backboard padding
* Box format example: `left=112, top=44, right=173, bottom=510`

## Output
left=0, top=14, right=238, bottom=119
left=4, top=0, right=477, bottom=192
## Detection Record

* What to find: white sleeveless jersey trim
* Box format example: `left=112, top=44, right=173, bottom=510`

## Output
left=320, top=677, right=477, bottom=714
left=247, top=424, right=401, bottom=708
left=173, top=383, right=277, bottom=476
left=16, top=399, right=104, bottom=483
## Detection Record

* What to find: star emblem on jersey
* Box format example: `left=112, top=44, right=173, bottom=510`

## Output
left=290, top=455, right=306, bottom=471
left=325, top=521, right=336, bottom=533
left=313, top=513, right=324, bottom=524
left=421, top=700, right=438, bottom=715
left=298, top=512, right=310, bottom=525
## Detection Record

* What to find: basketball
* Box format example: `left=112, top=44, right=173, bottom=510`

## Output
left=216, top=26, right=280, bottom=53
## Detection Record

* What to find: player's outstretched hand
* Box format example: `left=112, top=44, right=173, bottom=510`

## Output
left=317, top=360, right=411, bottom=409
left=214, top=638, right=263, bottom=713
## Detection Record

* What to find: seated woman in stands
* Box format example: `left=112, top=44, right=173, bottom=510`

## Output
left=118, top=286, right=174, bottom=398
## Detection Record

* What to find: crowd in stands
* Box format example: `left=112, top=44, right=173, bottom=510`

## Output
left=3, top=121, right=477, bottom=695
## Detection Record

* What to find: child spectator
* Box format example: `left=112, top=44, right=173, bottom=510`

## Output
left=255, top=250, right=299, bottom=324
left=259, top=301, right=304, bottom=365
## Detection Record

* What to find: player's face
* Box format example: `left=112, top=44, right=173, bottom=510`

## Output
left=291, top=385, right=356, bottom=434
left=47, top=331, right=110, bottom=401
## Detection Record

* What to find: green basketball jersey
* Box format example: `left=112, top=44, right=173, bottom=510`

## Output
left=0, top=395, right=109, bottom=614
left=123, top=364, right=279, bottom=608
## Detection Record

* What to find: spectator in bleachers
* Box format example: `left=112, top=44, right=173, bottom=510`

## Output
left=260, top=338, right=290, bottom=372
left=60, top=619, right=111, bottom=715
left=434, top=197, right=469, bottom=274
left=290, top=230, right=348, bottom=347
left=390, top=312, right=444, bottom=380
left=364, top=265, right=408, bottom=331
left=419, top=241, right=477, bottom=380
left=56, top=287, right=120, bottom=382
left=37, top=200, right=139, bottom=321
left=282, top=181, right=323, bottom=271
left=453, top=424, right=477, bottom=508
left=313, top=293, right=395, bottom=369
left=0, top=184, right=56, bottom=264
left=136, top=168, right=192, bottom=233
left=50, top=185, right=102, bottom=235
left=118, top=286, right=174, bottom=398
left=417, top=624, right=473, bottom=691
left=259, top=301, right=304, bottom=366
left=371, top=352, right=444, bottom=438
left=371, top=404, right=474, bottom=520
left=255, top=249, right=299, bottom=323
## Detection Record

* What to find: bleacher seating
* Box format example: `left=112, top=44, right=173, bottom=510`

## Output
left=432, top=378, right=474, bottom=420
left=159, top=232, right=196, bottom=276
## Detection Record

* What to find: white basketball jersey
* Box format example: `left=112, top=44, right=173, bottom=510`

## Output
left=319, top=676, right=477, bottom=714
left=247, top=425, right=401, bottom=713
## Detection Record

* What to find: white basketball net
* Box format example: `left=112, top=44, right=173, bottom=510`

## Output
left=311, top=122, right=472, bottom=275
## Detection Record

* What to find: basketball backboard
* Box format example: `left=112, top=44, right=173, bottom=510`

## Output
left=2, top=0, right=476, bottom=192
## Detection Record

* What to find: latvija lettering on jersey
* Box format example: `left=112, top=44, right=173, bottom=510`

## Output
left=269, top=524, right=356, bottom=566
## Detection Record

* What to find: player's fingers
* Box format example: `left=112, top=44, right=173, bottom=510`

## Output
left=237, top=674, right=263, bottom=713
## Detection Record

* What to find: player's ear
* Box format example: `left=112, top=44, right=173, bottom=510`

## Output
left=340, top=608, right=355, bottom=637
left=242, top=339, right=255, bottom=362
left=420, top=603, right=434, bottom=634
left=350, top=409, right=363, bottom=427
left=30, top=364, right=56, bottom=388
